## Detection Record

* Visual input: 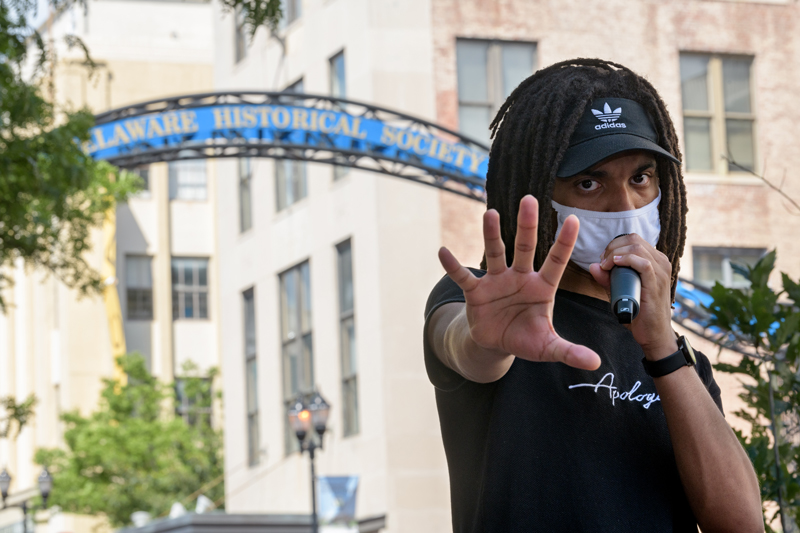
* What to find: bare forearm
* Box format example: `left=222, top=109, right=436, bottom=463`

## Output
left=429, top=303, right=514, bottom=383
left=654, top=366, right=763, bottom=532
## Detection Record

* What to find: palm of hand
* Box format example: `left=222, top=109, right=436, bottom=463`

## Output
left=464, top=271, right=559, bottom=361
left=438, top=195, right=601, bottom=371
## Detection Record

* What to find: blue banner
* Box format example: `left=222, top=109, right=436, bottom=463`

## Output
left=87, top=104, right=489, bottom=182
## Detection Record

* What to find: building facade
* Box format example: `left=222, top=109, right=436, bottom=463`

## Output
left=216, top=0, right=800, bottom=531
left=0, top=1, right=216, bottom=531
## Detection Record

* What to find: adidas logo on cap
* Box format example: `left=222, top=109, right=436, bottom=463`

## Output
left=591, top=102, right=627, bottom=130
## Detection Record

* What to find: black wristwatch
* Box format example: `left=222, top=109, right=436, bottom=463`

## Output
left=642, top=335, right=697, bottom=378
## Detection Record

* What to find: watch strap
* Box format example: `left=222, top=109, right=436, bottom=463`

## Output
left=642, top=336, right=696, bottom=378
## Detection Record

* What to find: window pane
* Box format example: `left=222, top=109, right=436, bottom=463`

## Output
left=127, top=288, right=153, bottom=320
left=456, top=40, right=488, bottom=103
left=126, top=256, right=152, bottom=288
left=459, top=105, right=492, bottom=145
left=286, top=78, right=304, bottom=93
left=684, top=117, right=713, bottom=172
left=171, top=262, right=179, bottom=285
left=276, top=159, right=288, bottom=211
left=199, top=292, right=208, bottom=319
left=300, top=262, right=311, bottom=333
left=133, top=165, right=150, bottom=194
left=169, top=160, right=207, bottom=201
left=726, top=119, right=755, bottom=172
left=341, top=316, right=356, bottom=377
left=343, top=376, right=358, bottom=437
left=244, top=289, right=256, bottom=356
left=333, top=165, right=348, bottom=181
left=302, top=334, right=314, bottom=392
left=282, top=270, right=299, bottom=340
left=246, top=359, right=258, bottom=413
left=172, top=290, right=179, bottom=319
left=330, top=52, right=346, bottom=98
left=501, top=43, right=535, bottom=99
left=286, top=341, right=301, bottom=396
left=722, top=58, right=752, bottom=113
left=693, top=249, right=726, bottom=287
left=729, top=251, right=764, bottom=286
left=680, top=55, right=710, bottom=111
left=184, top=263, right=194, bottom=286
left=292, top=161, right=307, bottom=205
left=235, top=7, right=248, bottom=63
left=184, top=292, right=194, bottom=318
left=198, top=262, right=208, bottom=287
left=337, top=241, right=353, bottom=313
left=240, top=159, right=253, bottom=232
left=248, top=413, right=260, bottom=466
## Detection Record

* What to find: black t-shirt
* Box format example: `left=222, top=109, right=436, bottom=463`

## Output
left=423, top=270, right=723, bottom=533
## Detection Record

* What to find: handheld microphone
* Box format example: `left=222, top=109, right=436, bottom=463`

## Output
left=608, top=234, right=640, bottom=324
left=610, top=267, right=640, bottom=324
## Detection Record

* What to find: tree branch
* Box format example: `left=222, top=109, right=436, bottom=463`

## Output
left=724, top=155, right=800, bottom=216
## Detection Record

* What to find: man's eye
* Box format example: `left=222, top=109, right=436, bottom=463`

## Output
left=632, top=174, right=650, bottom=185
left=578, top=179, right=599, bottom=191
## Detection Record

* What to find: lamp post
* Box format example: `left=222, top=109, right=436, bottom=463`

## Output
left=288, top=391, right=330, bottom=533
left=0, top=467, right=53, bottom=533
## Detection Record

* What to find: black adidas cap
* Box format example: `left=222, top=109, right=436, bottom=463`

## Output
left=555, top=97, right=681, bottom=178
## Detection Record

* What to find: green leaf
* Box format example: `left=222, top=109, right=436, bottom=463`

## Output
left=782, top=272, right=800, bottom=305
left=750, top=250, right=777, bottom=289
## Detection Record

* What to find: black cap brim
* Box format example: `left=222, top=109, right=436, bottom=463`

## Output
left=556, top=134, right=681, bottom=178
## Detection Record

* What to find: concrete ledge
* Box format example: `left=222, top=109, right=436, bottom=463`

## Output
left=117, top=513, right=387, bottom=533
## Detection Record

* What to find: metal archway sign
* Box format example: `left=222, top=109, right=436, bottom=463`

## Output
left=89, top=91, right=489, bottom=202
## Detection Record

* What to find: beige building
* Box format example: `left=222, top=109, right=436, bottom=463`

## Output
left=0, top=1, right=216, bottom=531
left=216, top=0, right=800, bottom=531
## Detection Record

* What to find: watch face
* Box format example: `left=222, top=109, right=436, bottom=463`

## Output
left=680, top=336, right=697, bottom=365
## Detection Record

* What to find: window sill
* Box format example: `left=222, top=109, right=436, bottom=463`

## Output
left=683, top=172, right=764, bottom=186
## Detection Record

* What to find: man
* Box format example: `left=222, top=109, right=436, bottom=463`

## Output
left=424, top=59, right=762, bottom=531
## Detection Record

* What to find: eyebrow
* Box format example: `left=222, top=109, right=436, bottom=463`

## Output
left=577, top=161, right=656, bottom=179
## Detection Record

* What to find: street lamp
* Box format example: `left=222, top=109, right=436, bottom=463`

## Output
left=288, top=391, right=331, bottom=533
left=0, top=467, right=52, bottom=533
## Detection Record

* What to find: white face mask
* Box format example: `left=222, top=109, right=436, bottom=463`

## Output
left=551, top=191, right=661, bottom=271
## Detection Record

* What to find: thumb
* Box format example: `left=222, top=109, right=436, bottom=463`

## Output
left=545, top=337, right=602, bottom=370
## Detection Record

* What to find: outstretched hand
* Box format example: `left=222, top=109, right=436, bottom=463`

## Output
left=438, top=195, right=601, bottom=371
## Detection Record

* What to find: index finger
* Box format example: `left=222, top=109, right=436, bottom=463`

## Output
left=538, top=214, right=580, bottom=289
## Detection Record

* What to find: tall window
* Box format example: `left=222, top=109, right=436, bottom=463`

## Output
left=126, top=256, right=153, bottom=320
left=234, top=6, right=248, bottom=63
left=337, top=240, right=358, bottom=436
left=172, top=258, right=209, bottom=319
left=239, top=158, right=253, bottom=232
left=329, top=51, right=348, bottom=180
left=680, top=54, right=756, bottom=174
left=279, top=261, right=313, bottom=454
left=243, top=288, right=260, bottom=466
left=168, top=160, right=207, bottom=201
left=279, top=0, right=302, bottom=28
left=456, top=39, right=537, bottom=145
left=276, top=79, right=307, bottom=210
left=132, top=165, right=150, bottom=197
left=175, top=378, right=213, bottom=428
left=693, top=247, right=766, bottom=288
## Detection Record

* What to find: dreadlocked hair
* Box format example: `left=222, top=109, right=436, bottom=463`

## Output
left=481, top=58, right=687, bottom=302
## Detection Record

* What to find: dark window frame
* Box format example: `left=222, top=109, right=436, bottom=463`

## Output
left=455, top=38, right=537, bottom=145
left=337, top=239, right=358, bottom=437
left=243, top=287, right=260, bottom=466
left=171, top=258, right=210, bottom=320
left=679, top=52, right=757, bottom=175
left=239, top=158, right=253, bottom=232
left=279, top=261, right=313, bottom=454
left=126, top=255, right=154, bottom=321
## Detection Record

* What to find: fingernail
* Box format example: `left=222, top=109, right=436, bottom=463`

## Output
left=614, top=255, right=622, bottom=261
